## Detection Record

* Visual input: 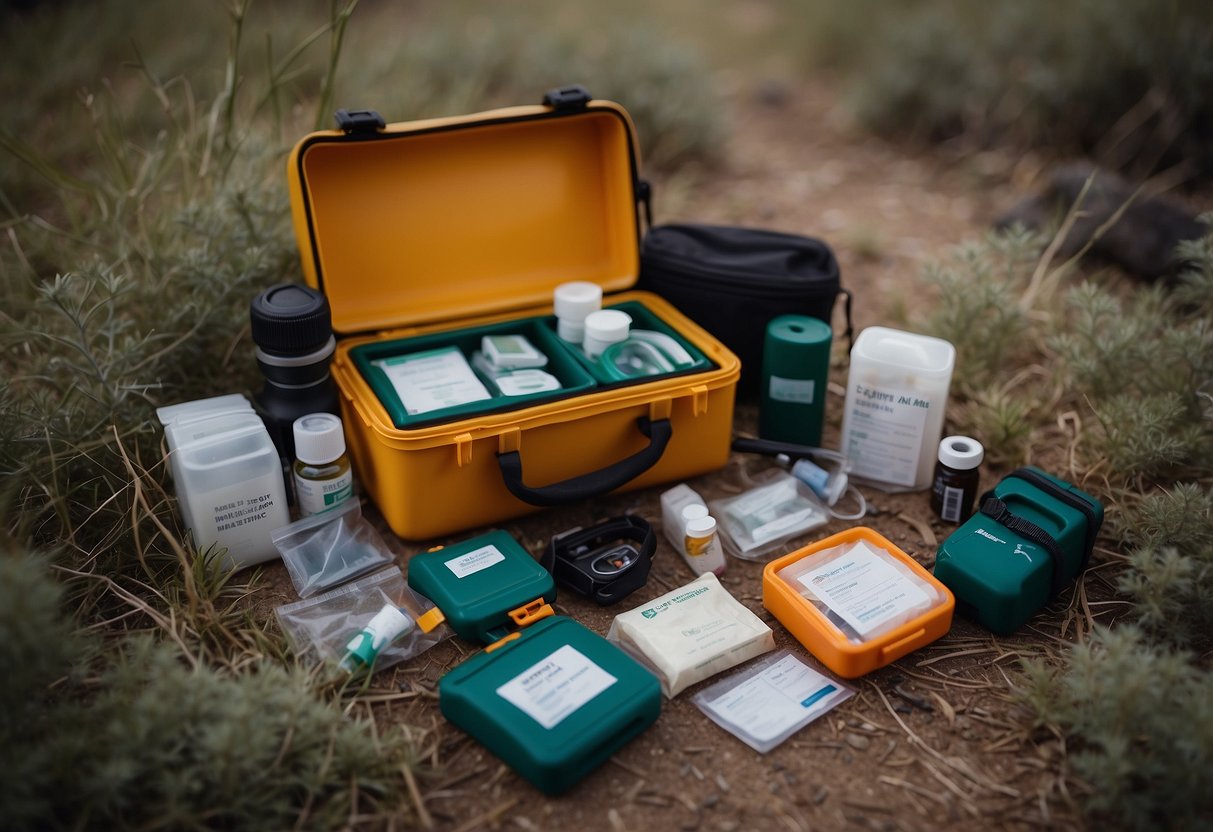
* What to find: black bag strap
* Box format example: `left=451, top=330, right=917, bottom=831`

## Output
left=838, top=287, right=854, bottom=351
left=999, top=467, right=1101, bottom=573
left=979, top=496, right=1068, bottom=597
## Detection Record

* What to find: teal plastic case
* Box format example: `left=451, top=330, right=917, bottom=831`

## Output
left=439, top=615, right=661, bottom=795
left=407, top=529, right=557, bottom=643
left=933, top=467, right=1103, bottom=634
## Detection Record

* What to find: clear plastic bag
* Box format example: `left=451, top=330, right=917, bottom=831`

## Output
left=775, top=538, right=945, bottom=643
left=693, top=650, right=853, bottom=753
left=275, top=567, right=450, bottom=673
left=711, top=470, right=829, bottom=560
left=271, top=500, right=394, bottom=598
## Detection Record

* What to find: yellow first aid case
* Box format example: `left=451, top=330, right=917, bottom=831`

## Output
left=287, top=87, right=739, bottom=540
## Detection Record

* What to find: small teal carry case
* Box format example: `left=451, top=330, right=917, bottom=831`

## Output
left=407, top=529, right=556, bottom=643
left=438, top=615, right=661, bottom=795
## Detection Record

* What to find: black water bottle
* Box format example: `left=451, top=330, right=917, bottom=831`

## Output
left=249, top=283, right=340, bottom=463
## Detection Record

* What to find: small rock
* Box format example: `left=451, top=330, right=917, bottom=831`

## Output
left=845, top=733, right=871, bottom=750
left=811, top=786, right=830, bottom=805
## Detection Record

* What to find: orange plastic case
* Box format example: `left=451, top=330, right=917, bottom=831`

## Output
left=287, top=93, right=739, bottom=540
left=762, top=527, right=955, bottom=678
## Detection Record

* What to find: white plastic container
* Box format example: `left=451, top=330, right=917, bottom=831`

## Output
left=840, top=327, right=955, bottom=491
left=159, top=396, right=289, bottom=571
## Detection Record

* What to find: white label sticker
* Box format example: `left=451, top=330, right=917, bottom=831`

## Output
left=496, top=644, right=617, bottom=730
left=769, top=376, right=815, bottom=405
left=844, top=383, right=932, bottom=486
left=798, top=541, right=930, bottom=639
left=444, top=544, right=505, bottom=579
left=701, top=654, right=842, bottom=744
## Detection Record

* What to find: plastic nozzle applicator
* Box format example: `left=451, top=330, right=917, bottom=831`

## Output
left=341, top=604, right=445, bottom=672
left=782, top=454, right=848, bottom=506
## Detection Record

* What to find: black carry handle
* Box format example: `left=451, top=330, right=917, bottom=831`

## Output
left=497, top=417, right=672, bottom=507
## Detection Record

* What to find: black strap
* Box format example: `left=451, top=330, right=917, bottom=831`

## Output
left=839, top=287, right=855, bottom=352
left=1000, top=467, right=1101, bottom=573
left=980, top=496, right=1068, bottom=597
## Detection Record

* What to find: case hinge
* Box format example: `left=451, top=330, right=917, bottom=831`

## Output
left=334, top=108, right=385, bottom=134
left=542, top=85, right=592, bottom=112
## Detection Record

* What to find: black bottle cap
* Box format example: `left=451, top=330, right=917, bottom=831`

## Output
left=250, top=283, right=333, bottom=356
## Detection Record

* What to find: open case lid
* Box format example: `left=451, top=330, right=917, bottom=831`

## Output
left=287, top=87, right=645, bottom=336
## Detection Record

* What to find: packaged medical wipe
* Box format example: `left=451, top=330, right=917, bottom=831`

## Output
left=693, top=650, right=853, bottom=753
left=607, top=572, right=774, bottom=697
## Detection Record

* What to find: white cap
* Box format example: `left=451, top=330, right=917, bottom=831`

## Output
left=293, top=413, right=346, bottom=465
left=685, top=515, right=717, bottom=537
left=938, top=435, right=984, bottom=470
left=554, top=281, right=603, bottom=320
left=681, top=503, right=709, bottom=523
left=823, top=470, right=849, bottom=506
left=583, top=309, right=632, bottom=358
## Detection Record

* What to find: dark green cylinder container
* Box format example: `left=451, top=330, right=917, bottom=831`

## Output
left=759, top=315, right=832, bottom=447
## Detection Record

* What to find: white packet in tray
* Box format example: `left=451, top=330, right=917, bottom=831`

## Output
left=775, top=538, right=944, bottom=644
left=607, top=572, right=774, bottom=698
left=693, top=650, right=853, bottom=753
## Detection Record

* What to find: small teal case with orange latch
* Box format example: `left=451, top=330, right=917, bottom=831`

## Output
left=438, top=615, right=661, bottom=795
left=407, top=529, right=556, bottom=644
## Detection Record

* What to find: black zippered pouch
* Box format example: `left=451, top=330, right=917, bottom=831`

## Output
left=638, top=223, right=850, bottom=398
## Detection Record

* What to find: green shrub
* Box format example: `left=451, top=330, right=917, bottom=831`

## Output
left=835, top=0, right=1213, bottom=178
left=1115, top=484, right=1213, bottom=646
left=1023, top=627, right=1213, bottom=831
left=0, top=553, right=412, bottom=832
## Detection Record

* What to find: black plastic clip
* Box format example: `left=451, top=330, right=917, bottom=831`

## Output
left=334, top=109, right=385, bottom=134
left=542, top=85, right=592, bottom=111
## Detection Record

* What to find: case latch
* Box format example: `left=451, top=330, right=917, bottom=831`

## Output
left=334, top=108, right=386, bottom=134
left=542, top=85, right=592, bottom=112
left=508, top=598, right=555, bottom=628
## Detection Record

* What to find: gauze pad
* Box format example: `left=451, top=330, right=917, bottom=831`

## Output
left=607, top=573, right=774, bottom=697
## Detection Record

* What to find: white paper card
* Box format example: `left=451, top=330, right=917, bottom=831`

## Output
left=496, top=644, right=617, bottom=730
left=374, top=346, right=491, bottom=416
left=797, top=540, right=930, bottom=639
left=700, top=654, right=843, bottom=746
left=444, top=544, right=505, bottom=579
left=769, top=375, right=815, bottom=404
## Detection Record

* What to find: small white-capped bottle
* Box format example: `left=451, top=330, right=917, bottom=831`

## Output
left=553, top=281, right=603, bottom=343
left=293, top=413, right=354, bottom=516
left=683, top=513, right=727, bottom=577
left=582, top=309, right=632, bottom=359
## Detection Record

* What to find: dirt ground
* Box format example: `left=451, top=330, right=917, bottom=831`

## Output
left=260, top=81, right=1093, bottom=831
